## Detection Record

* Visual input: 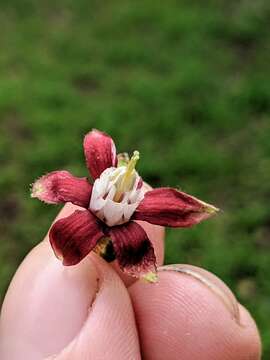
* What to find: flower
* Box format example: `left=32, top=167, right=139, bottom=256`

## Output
left=31, top=129, right=218, bottom=277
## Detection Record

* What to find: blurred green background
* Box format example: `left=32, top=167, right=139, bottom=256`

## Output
left=0, top=0, right=270, bottom=357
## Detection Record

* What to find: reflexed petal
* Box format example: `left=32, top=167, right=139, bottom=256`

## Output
left=31, top=171, right=92, bottom=208
left=84, top=129, right=117, bottom=179
left=49, top=210, right=104, bottom=266
left=133, top=187, right=219, bottom=227
left=109, top=221, right=156, bottom=276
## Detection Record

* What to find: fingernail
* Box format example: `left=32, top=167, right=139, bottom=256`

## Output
left=158, top=264, right=241, bottom=325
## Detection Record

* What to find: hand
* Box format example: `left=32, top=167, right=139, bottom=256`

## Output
left=0, top=203, right=261, bottom=360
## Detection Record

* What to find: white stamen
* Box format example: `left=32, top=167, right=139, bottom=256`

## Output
left=89, top=166, right=144, bottom=226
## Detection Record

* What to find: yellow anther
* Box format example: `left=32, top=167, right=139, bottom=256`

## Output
left=114, top=151, right=140, bottom=202
left=124, top=151, right=140, bottom=179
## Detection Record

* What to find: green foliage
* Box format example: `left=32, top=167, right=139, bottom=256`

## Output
left=0, top=0, right=270, bottom=356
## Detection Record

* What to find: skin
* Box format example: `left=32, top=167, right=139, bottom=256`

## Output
left=0, top=203, right=261, bottom=360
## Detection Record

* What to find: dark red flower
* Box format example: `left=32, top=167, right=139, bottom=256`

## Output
left=31, top=129, right=218, bottom=278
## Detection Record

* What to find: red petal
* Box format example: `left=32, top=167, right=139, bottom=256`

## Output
left=31, top=171, right=92, bottom=208
left=84, top=129, right=117, bottom=179
left=49, top=210, right=104, bottom=266
left=109, top=221, right=156, bottom=276
left=133, top=188, right=218, bottom=227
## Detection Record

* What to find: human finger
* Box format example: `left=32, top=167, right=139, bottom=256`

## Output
left=0, top=242, right=140, bottom=360
left=129, top=264, right=261, bottom=360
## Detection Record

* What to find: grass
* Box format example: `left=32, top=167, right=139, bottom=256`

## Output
left=0, top=0, right=270, bottom=357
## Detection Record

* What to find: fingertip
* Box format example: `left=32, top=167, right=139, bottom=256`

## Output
left=129, top=265, right=261, bottom=360
left=53, top=254, right=141, bottom=360
left=0, top=237, right=140, bottom=360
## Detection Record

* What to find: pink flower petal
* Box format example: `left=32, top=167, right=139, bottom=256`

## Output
left=31, top=170, right=92, bottom=208
left=133, top=187, right=218, bottom=227
left=49, top=210, right=104, bottom=266
left=109, top=221, right=156, bottom=277
left=84, top=129, right=117, bottom=179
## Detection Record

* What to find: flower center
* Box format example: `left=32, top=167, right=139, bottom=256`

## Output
left=89, top=151, right=144, bottom=226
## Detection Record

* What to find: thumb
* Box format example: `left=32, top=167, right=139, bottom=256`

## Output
left=0, top=240, right=140, bottom=360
